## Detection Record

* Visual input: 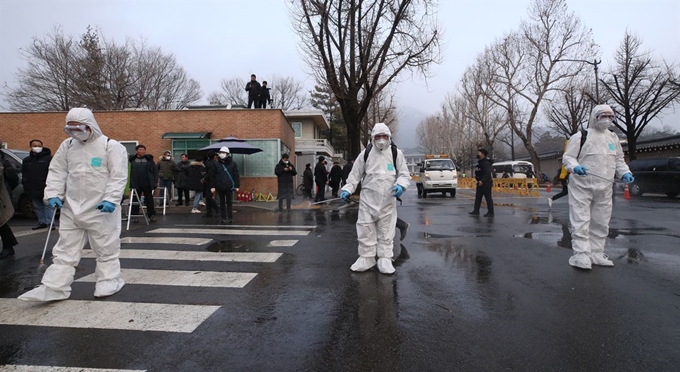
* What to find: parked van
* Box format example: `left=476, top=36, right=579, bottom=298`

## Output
left=628, top=157, right=680, bottom=198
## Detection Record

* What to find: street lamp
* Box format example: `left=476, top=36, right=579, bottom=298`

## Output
left=553, top=58, right=602, bottom=103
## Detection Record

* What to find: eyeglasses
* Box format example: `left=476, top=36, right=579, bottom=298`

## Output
left=373, top=134, right=389, bottom=140
left=597, top=113, right=615, bottom=120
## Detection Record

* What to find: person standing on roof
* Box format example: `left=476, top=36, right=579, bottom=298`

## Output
left=245, top=74, right=261, bottom=109
left=562, top=104, right=634, bottom=270
left=19, top=108, right=128, bottom=302
left=340, top=123, right=410, bottom=274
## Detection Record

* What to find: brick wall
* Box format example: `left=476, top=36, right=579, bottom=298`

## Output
left=0, top=109, right=295, bottom=194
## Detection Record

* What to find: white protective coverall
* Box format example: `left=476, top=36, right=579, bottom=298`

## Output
left=19, top=108, right=128, bottom=301
left=341, top=123, right=411, bottom=274
left=562, top=104, right=631, bottom=269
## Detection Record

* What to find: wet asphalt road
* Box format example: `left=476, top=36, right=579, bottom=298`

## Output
left=1, top=184, right=679, bottom=371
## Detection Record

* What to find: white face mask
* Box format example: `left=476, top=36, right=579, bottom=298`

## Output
left=219, top=153, right=227, bottom=159
left=70, top=131, right=91, bottom=142
left=593, top=118, right=612, bottom=130
left=165, top=156, right=171, bottom=160
left=375, top=138, right=390, bottom=150
left=284, top=160, right=289, bottom=164
left=32, top=147, right=43, bottom=154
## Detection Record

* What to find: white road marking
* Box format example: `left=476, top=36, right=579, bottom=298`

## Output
left=14, top=229, right=49, bottom=237
left=80, top=249, right=282, bottom=263
left=148, top=228, right=309, bottom=236
left=268, top=240, right=298, bottom=247
left=174, top=224, right=316, bottom=230
left=76, top=269, right=257, bottom=288
left=0, top=299, right=219, bottom=333
left=120, top=237, right=212, bottom=245
left=0, top=366, right=145, bottom=372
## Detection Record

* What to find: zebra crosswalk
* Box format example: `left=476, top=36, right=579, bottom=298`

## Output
left=0, top=223, right=312, bottom=371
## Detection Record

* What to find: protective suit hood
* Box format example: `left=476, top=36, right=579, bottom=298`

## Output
left=588, top=104, right=614, bottom=131
left=371, top=123, right=392, bottom=151
left=65, top=108, right=104, bottom=141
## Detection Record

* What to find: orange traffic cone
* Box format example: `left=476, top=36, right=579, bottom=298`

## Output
left=546, top=183, right=552, bottom=192
left=623, top=184, right=631, bottom=200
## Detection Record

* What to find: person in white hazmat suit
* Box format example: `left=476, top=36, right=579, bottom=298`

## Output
left=340, top=123, right=410, bottom=274
left=562, top=104, right=634, bottom=270
left=19, top=108, right=128, bottom=301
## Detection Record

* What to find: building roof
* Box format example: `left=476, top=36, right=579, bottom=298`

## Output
left=621, top=134, right=680, bottom=152
left=284, top=110, right=330, bottom=130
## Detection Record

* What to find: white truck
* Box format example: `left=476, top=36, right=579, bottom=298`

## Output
left=416, top=155, right=458, bottom=198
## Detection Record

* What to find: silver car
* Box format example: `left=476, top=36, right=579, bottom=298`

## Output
left=1, top=148, right=34, bottom=217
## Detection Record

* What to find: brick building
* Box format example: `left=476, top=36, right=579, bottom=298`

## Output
left=0, top=108, right=296, bottom=196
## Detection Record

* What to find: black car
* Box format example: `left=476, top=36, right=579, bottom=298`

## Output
left=1, top=148, right=34, bottom=216
left=628, top=157, right=680, bottom=198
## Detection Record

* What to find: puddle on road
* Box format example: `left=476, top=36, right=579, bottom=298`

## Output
left=206, top=240, right=250, bottom=253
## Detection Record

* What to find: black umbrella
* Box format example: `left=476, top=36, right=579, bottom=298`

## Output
left=199, top=136, right=263, bottom=154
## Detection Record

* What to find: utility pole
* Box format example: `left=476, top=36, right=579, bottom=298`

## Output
left=553, top=58, right=602, bottom=103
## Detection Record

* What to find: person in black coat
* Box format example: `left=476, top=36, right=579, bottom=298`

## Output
left=174, top=154, right=191, bottom=206
left=470, top=149, right=494, bottom=217
left=21, top=140, right=54, bottom=229
left=245, top=74, right=261, bottom=109
left=275, top=154, right=297, bottom=211
left=0, top=151, right=19, bottom=260
left=203, top=151, right=221, bottom=218
left=129, top=145, right=158, bottom=221
left=258, top=81, right=272, bottom=109
left=186, top=158, right=206, bottom=213
left=328, top=162, right=343, bottom=198
left=214, top=147, right=240, bottom=224
left=303, top=163, right=313, bottom=199
left=314, top=156, right=328, bottom=202
left=341, top=159, right=353, bottom=187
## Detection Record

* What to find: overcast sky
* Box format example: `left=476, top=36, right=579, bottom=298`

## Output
left=1, top=0, right=679, bottom=148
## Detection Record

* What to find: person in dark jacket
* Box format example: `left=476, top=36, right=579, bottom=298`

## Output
left=302, top=163, right=313, bottom=199
left=245, top=74, right=261, bottom=109
left=469, top=149, right=494, bottom=217
left=22, top=139, right=54, bottom=229
left=157, top=150, right=175, bottom=206
left=258, top=80, right=272, bottom=109
left=203, top=151, right=221, bottom=218
left=186, top=157, right=206, bottom=213
left=275, top=154, right=297, bottom=211
left=314, top=156, right=328, bottom=202
left=129, top=144, right=158, bottom=222
left=0, top=151, right=19, bottom=260
left=328, top=162, right=343, bottom=198
left=215, top=147, right=240, bottom=224
left=175, top=154, right=191, bottom=206
left=341, top=159, right=353, bottom=187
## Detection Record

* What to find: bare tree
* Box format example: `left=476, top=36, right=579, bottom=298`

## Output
left=3, top=26, right=202, bottom=111
left=3, top=25, right=76, bottom=111
left=289, top=0, right=442, bottom=159
left=360, top=85, right=400, bottom=144
left=459, top=56, right=507, bottom=156
left=270, top=75, right=309, bottom=110
left=213, top=77, right=248, bottom=107
left=600, top=32, right=680, bottom=160
left=485, top=0, right=596, bottom=175
left=545, top=77, right=591, bottom=138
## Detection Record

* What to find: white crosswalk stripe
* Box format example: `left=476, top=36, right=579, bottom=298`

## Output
left=81, top=249, right=283, bottom=262
left=76, top=269, right=257, bottom=288
left=0, top=298, right=219, bottom=333
left=147, top=228, right=309, bottom=236
left=0, top=365, right=145, bottom=371
left=120, top=237, right=212, bottom=245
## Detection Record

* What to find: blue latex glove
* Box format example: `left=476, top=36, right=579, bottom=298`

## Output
left=48, top=197, right=63, bottom=209
left=573, top=166, right=587, bottom=176
left=96, top=201, right=116, bottom=213
left=622, top=173, right=634, bottom=184
left=340, top=191, right=350, bottom=202
left=392, top=185, right=404, bottom=198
